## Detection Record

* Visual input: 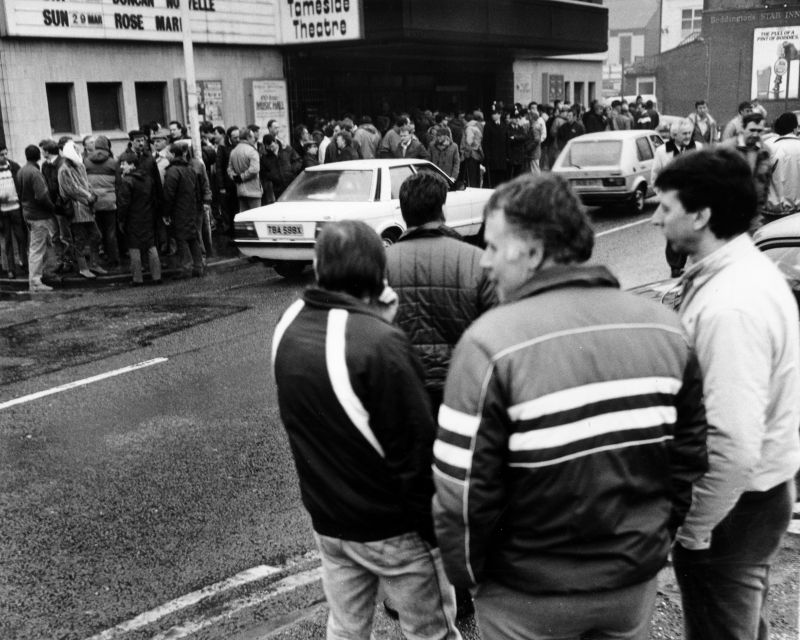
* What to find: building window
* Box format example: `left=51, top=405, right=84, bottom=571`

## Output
left=619, top=34, right=632, bottom=65
left=88, top=82, right=123, bottom=131
left=637, top=77, right=656, bottom=96
left=135, top=82, right=167, bottom=127
left=564, top=81, right=571, bottom=103
left=46, top=83, right=75, bottom=134
left=588, top=82, right=596, bottom=103
left=574, top=82, right=585, bottom=107
left=681, top=9, right=702, bottom=39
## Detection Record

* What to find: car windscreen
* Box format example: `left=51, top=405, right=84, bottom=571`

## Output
left=279, top=169, right=374, bottom=202
left=566, top=140, right=622, bottom=167
left=762, top=245, right=800, bottom=297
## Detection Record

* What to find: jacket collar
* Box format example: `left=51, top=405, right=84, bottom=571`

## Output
left=678, top=233, right=752, bottom=309
left=397, top=222, right=463, bottom=242
left=303, top=287, right=387, bottom=322
left=506, top=264, right=620, bottom=303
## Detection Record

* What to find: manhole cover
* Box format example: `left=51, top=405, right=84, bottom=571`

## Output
left=0, top=301, right=247, bottom=385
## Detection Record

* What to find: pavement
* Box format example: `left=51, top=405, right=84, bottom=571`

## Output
left=0, top=234, right=253, bottom=292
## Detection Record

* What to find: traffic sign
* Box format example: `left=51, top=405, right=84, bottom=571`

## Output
left=775, top=58, right=788, bottom=76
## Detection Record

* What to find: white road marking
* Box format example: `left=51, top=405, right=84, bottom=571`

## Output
left=149, top=566, right=324, bottom=640
left=84, top=564, right=285, bottom=640
left=0, top=358, right=169, bottom=411
left=595, top=218, right=652, bottom=237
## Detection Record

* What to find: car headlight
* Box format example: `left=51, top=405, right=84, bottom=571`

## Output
left=234, top=221, right=257, bottom=238
left=602, top=178, right=626, bottom=187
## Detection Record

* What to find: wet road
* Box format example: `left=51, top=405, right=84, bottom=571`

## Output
left=0, top=205, right=670, bottom=639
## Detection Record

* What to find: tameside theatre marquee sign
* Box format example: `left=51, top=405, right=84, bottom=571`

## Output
left=2, top=0, right=362, bottom=45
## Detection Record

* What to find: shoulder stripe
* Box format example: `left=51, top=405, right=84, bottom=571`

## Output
left=508, top=435, right=674, bottom=469
left=326, top=309, right=386, bottom=458
left=493, top=323, right=686, bottom=362
left=507, top=376, right=682, bottom=422
left=509, top=405, right=676, bottom=452
left=433, top=440, right=473, bottom=471
left=271, top=299, right=305, bottom=368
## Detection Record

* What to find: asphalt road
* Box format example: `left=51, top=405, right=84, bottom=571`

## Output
left=2, top=202, right=775, bottom=640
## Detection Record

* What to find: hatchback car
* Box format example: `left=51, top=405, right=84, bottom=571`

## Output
left=233, top=159, right=490, bottom=277
left=552, top=130, right=664, bottom=213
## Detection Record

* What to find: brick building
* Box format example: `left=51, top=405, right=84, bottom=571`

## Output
left=626, top=0, right=800, bottom=121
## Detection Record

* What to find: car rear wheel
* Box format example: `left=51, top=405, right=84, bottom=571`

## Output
left=273, top=261, right=307, bottom=279
left=629, top=184, right=647, bottom=214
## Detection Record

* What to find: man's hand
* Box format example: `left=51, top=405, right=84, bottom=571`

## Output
left=233, top=174, right=243, bottom=184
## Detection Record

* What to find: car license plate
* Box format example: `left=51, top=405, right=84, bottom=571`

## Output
left=571, top=179, right=601, bottom=187
left=267, top=224, right=304, bottom=236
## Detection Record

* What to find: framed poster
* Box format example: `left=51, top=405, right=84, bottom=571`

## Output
left=197, top=80, right=224, bottom=127
left=252, top=79, right=289, bottom=146
left=751, top=26, right=800, bottom=100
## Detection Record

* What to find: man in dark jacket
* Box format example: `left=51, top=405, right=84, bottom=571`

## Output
left=433, top=174, right=708, bottom=639
left=18, top=145, right=56, bottom=292
left=385, top=172, right=496, bottom=621
left=162, top=143, right=203, bottom=277
left=117, top=151, right=161, bottom=285
left=482, top=109, right=508, bottom=187
left=273, top=220, right=461, bottom=640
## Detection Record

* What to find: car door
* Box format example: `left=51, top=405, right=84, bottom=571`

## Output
left=413, top=162, right=483, bottom=233
left=635, top=136, right=655, bottom=193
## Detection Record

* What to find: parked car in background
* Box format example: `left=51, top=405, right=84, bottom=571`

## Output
left=630, top=213, right=800, bottom=310
left=233, top=159, right=490, bottom=278
left=552, top=130, right=664, bottom=213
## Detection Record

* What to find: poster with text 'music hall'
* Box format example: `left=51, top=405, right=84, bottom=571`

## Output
left=752, top=26, right=800, bottom=100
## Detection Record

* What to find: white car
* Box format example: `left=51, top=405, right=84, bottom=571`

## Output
left=552, top=130, right=664, bottom=214
left=233, top=159, right=490, bottom=278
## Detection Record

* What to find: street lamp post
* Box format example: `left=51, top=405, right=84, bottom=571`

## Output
left=181, top=0, right=201, bottom=153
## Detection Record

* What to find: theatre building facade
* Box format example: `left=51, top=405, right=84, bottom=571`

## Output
left=0, top=0, right=606, bottom=158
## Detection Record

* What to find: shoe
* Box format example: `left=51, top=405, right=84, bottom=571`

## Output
left=383, top=599, right=399, bottom=620
left=670, top=268, right=683, bottom=278
left=29, top=281, right=53, bottom=292
left=90, top=265, right=108, bottom=275
left=79, top=269, right=96, bottom=279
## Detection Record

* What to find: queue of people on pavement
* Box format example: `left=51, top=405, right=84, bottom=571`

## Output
left=273, top=143, right=799, bottom=639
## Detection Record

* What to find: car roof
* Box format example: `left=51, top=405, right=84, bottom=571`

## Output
left=303, top=159, right=431, bottom=171
left=754, top=212, right=800, bottom=244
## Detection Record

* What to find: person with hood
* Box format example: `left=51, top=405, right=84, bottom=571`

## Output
left=163, top=142, right=203, bottom=278
left=84, top=135, right=120, bottom=270
left=429, top=126, right=460, bottom=182
left=353, top=116, right=382, bottom=159
left=59, top=139, right=103, bottom=279
left=460, top=111, right=484, bottom=187
left=117, top=151, right=161, bottom=286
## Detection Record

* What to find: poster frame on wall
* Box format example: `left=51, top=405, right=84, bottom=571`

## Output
left=251, top=79, right=290, bottom=146
left=751, top=25, right=800, bottom=101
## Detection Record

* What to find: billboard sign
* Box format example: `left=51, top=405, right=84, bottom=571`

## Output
left=3, top=0, right=362, bottom=45
left=752, top=26, right=800, bottom=100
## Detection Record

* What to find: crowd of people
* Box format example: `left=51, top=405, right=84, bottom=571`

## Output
left=274, top=144, right=799, bottom=639
left=4, top=92, right=797, bottom=292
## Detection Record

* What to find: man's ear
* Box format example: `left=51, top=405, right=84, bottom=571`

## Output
left=693, top=206, right=712, bottom=231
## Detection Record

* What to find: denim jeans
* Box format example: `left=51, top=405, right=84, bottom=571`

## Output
left=314, top=531, right=461, bottom=640
left=673, top=479, right=794, bottom=640
left=27, top=218, right=56, bottom=280
left=474, top=576, right=658, bottom=640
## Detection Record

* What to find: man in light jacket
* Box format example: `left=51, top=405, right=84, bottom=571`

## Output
left=227, top=127, right=262, bottom=212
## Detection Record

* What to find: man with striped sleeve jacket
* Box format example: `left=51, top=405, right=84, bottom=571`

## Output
left=432, top=174, right=708, bottom=640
